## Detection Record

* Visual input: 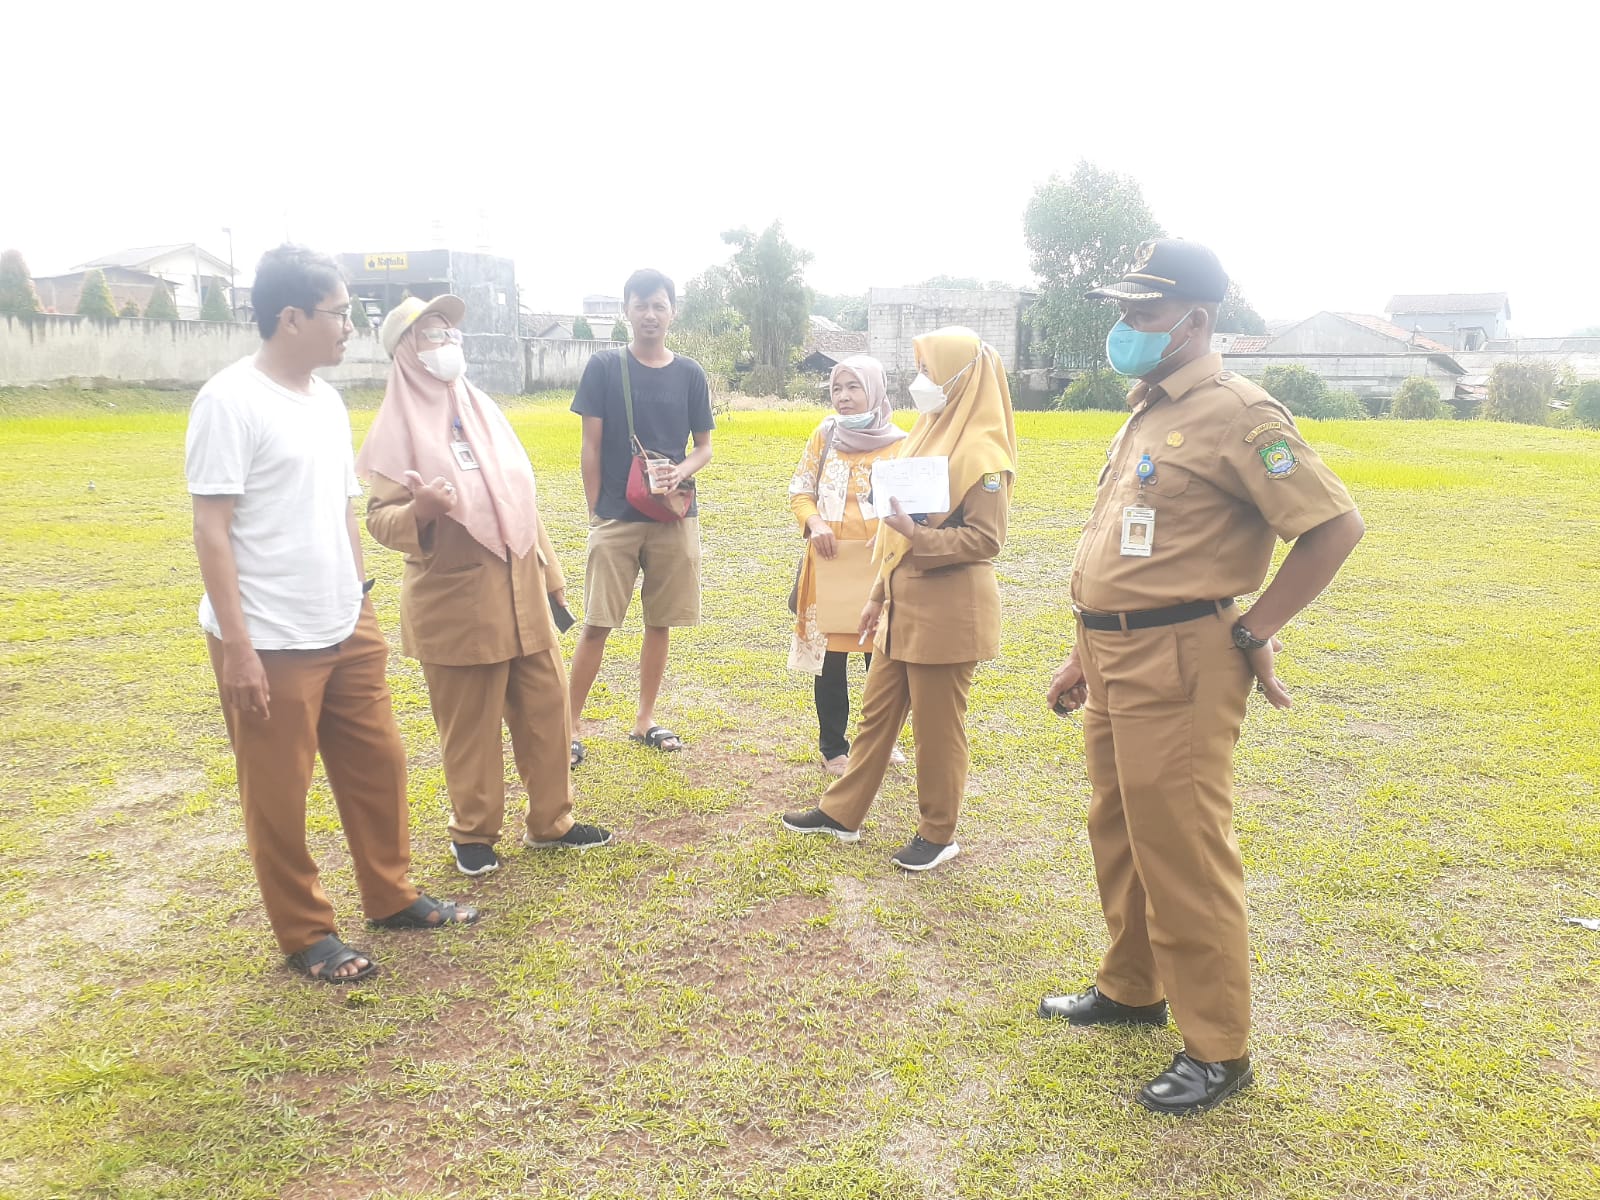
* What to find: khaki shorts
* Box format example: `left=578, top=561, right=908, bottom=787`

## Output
left=583, top=516, right=702, bottom=629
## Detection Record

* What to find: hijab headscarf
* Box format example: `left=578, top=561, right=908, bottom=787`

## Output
left=825, top=355, right=906, bottom=454
left=355, top=311, right=541, bottom=561
left=874, top=326, right=1018, bottom=569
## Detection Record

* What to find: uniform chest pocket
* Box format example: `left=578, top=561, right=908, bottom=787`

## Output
left=1142, top=460, right=1194, bottom=499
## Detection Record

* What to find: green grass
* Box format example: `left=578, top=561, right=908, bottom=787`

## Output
left=0, top=387, right=1597, bottom=1199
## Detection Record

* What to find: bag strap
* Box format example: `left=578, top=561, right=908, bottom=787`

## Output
left=619, top=347, right=637, bottom=444
left=812, top=419, right=838, bottom=500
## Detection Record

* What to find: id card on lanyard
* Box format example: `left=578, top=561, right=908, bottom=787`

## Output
left=450, top=417, right=481, bottom=471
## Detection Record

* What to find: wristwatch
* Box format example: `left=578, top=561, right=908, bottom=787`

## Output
left=1231, top=619, right=1268, bottom=652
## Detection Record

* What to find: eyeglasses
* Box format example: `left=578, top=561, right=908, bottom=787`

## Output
left=312, top=307, right=354, bottom=325
left=419, top=327, right=462, bottom=345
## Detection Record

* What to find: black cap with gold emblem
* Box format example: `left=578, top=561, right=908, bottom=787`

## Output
left=1086, top=238, right=1229, bottom=303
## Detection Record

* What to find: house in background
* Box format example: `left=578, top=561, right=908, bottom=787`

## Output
left=71, top=244, right=234, bottom=318
left=32, top=266, right=170, bottom=316
left=797, top=320, right=869, bottom=375
left=1386, top=292, right=1510, bottom=352
left=867, top=286, right=1043, bottom=391
left=1219, top=310, right=1465, bottom=409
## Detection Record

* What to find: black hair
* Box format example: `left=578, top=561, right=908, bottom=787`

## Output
left=623, top=267, right=675, bottom=308
left=252, top=244, right=344, bottom=338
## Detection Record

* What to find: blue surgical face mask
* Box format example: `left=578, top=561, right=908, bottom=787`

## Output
left=835, top=411, right=876, bottom=430
left=1105, top=309, right=1195, bottom=377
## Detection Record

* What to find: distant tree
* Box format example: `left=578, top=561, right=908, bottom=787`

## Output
left=1216, top=283, right=1267, bottom=334
left=1389, top=377, right=1446, bottom=420
left=571, top=315, right=594, bottom=340
left=75, top=268, right=118, bottom=318
left=1316, top=389, right=1369, bottom=420
left=1484, top=361, right=1553, bottom=424
left=1055, top=370, right=1131, bottom=412
left=812, top=290, right=869, bottom=332
left=1573, top=380, right=1600, bottom=428
left=678, top=264, right=745, bottom=336
left=1260, top=363, right=1327, bottom=417
left=0, top=248, right=42, bottom=316
left=722, top=221, right=813, bottom=374
left=144, top=283, right=178, bottom=320
left=200, top=284, right=231, bottom=322
left=119, top=299, right=141, bottom=318
left=610, top=318, right=629, bottom=342
left=349, top=299, right=371, bottom=330
left=1024, top=161, right=1164, bottom=369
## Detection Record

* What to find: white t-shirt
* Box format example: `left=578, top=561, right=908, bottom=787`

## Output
left=185, top=357, right=364, bottom=649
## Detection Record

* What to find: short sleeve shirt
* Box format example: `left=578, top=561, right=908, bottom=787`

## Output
left=1070, top=353, right=1356, bottom=612
left=571, top=348, right=715, bottom=521
left=185, top=357, right=364, bottom=648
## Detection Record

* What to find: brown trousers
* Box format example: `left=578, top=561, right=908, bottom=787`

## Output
left=1077, top=610, right=1254, bottom=1062
left=420, top=647, right=575, bottom=845
left=819, top=656, right=976, bottom=845
left=207, top=604, right=417, bottom=956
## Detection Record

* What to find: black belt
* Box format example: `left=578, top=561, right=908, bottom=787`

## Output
left=1075, top=598, right=1234, bottom=632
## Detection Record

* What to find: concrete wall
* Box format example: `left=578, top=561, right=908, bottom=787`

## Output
left=526, top=337, right=616, bottom=390
left=868, top=287, right=1037, bottom=384
left=1454, top=349, right=1600, bottom=382
left=1222, top=352, right=1462, bottom=402
left=462, top=334, right=525, bottom=395
left=0, top=313, right=389, bottom=389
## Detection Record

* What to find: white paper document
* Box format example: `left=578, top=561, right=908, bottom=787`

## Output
left=871, top=455, right=950, bottom=515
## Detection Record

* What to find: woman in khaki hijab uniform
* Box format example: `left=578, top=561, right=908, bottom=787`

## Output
left=782, top=327, right=1017, bottom=871
left=360, top=295, right=612, bottom=878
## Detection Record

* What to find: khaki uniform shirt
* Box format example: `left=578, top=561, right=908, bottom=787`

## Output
left=366, top=473, right=566, bottom=667
left=871, top=475, right=1012, bottom=664
left=1071, top=353, right=1355, bottom=613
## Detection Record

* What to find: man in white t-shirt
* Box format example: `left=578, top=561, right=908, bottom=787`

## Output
left=187, top=244, right=479, bottom=984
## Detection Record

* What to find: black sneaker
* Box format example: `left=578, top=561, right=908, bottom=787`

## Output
left=451, top=842, right=500, bottom=877
left=523, top=823, right=613, bottom=850
left=780, top=807, right=860, bottom=843
left=890, top=835, right=960, bottom=872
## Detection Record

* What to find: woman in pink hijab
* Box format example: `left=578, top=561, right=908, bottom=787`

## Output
left=361, top=295, right=612, bottom=877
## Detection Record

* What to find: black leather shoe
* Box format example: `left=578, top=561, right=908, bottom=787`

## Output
left=1036, top=985, right=1168, bottom=1027
left=1137, top=1052, right=1254, bottom=1115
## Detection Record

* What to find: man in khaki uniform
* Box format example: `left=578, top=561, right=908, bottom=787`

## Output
left=1042, top=240, right=1365, bottom=1114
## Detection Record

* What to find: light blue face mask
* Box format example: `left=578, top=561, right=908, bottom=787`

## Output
left=835, top=411, right=876, bottom=430
left=1105, top=309, right=1195, bottom=377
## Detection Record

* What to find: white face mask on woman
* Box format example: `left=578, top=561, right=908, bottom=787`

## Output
left=907, top=353, right=978, bottom=415
left=418, top=343, right=466, bottom=382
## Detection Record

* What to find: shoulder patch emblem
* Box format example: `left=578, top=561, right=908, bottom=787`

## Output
left=1166, top=431, right=1184, bottom=447
left=1244, top=420, right=1283, bottom=444
left=981, top=472, right=1002, bottom=492
left=1258, top=439, right=1299, bottom=477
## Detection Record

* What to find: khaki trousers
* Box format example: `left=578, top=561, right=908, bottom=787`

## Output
left=420, top=647, right=575, bottom=845
left=819, top=656, right=976, bottom=845
left=207, top=604, right=417, bottom=956
left=1077, top=610, right=1254, bottom=1062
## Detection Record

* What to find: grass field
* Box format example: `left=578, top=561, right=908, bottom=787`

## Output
left=1, top=386, right=1597, bottom=1200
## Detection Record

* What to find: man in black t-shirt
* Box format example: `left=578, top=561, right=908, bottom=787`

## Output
left=568, top=268, right=714, bottom=758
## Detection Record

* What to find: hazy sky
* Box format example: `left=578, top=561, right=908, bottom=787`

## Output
left=10, top=1, right=1596, bottom=333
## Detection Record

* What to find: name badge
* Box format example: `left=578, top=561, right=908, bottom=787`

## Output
left=1120, top=505, right=1155, bottom=557
left=450, top=440, right=481, bottom=471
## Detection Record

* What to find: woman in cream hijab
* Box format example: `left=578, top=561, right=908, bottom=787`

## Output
left=783, top=327, right=1017, bottom=872
left=360, top=295, right=612, bottom=878
left=786, top=355, right=906, bottom=775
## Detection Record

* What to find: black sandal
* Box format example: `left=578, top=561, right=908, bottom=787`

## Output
left=628, top=725, right=683, bottom=752
left=570, top=739, right=585, bottom=767
left=286, top=933, right=379, bottom=984
left=368, top=893, right=480, bottom=930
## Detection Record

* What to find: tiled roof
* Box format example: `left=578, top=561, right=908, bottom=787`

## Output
left=804, top=329, right=868, bottom=356
left=1227, top=335, right=1271, bottom=353
left=1334, top=312, right=1452, bottom=352
left=1387, top=292, right=1508, bottom=315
